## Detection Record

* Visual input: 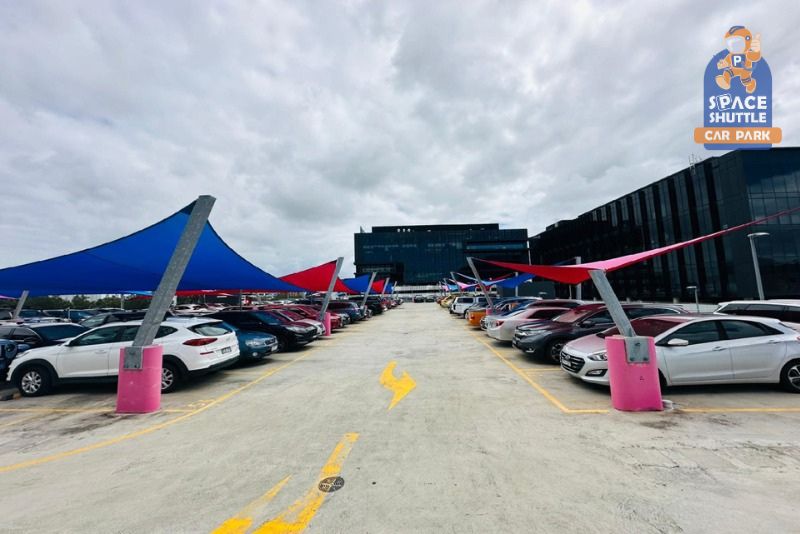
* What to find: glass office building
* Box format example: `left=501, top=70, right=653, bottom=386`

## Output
left=354, top=224, right=528, bottom=284
left=529, top=147, right=800, bottom=302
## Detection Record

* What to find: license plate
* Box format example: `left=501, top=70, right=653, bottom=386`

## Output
left=222, top=346, right=232, bottom=354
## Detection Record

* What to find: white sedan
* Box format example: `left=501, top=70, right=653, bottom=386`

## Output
left=8, top=317, right=240, bottom=396
left=486, top=307, right=570, bottom=342
left=561, top=315, right=800, bottom=392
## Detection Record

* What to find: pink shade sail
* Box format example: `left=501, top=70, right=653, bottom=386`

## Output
left=481, top=206, right=800, bottom=285
left=280, top=260, right=355, bottom=293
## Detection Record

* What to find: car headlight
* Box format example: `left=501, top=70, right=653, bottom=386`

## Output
left=587, top=352, right=607, bottom=361
left=286, top=326, right=306, bottom=333
left=245, top=339, right=266, bottom=347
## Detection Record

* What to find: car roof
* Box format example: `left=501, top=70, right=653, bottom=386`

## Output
left=100, top=317, right=221, bottom=328
left=719, top=300, right=800, bottom=308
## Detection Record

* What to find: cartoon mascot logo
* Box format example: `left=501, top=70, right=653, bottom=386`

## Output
left=694, top=26, right=781, bottom=150
left=715, top=26, right=760, bottom=94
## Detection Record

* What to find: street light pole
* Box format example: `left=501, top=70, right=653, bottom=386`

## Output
left=686, top=285, right=699, bottom=313
left=747, top=232, right=770, bottom=300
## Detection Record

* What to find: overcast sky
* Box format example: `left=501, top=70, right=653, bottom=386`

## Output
left=1, top=0, right=797, bottom=278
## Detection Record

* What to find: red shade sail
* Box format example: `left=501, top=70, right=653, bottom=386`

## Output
left=480, top=206, right=800, bottom=285
left=280, top=260, right=355, bottom=293
left=371, top=279, right=386, bottom=294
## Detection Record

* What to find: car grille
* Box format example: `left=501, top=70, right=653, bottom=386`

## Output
left=560, top=351, right=585, bottom=373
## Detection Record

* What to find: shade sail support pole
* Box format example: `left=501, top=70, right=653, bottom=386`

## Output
left=12, top=290, right=29, bottom=321
left=588, top=270, right=634, bottom=338
left=574, top=256, right=582, bottom=300
left=125, top=195, right=216, bottom=369
left=361, top=272, right=377, bottom=308
left=318, top=257, right=344, bottom=322
left=380, top=277, right=390, bottom=298
left=466, top=257, right=493, bottom=308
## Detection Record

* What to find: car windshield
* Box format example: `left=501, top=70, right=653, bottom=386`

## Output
left=35, top=324, right=87, bottom=341
left=255, top=312, right=286, bottom=325
left=598, top=318, right=683, bottom=338
left=553, top=309, right=593, bottom=324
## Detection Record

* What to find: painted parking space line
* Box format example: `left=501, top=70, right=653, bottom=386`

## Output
left=0, top=347, right=323, bottom=474
left=211, top=476, right=292, bottom=534
left=0, top=414, right=43, bottom=429
left=250, top=433, right=359, bottom=534
left=0, top=406, right=194, bottom=414
left=469, top=332, right=609, bottom=415
left=379, top=361, right=416, bottom=410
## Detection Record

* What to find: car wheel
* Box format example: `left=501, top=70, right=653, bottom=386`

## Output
left=780, top=359, right=800, bottom=393
left=16, top=365, right=52, bottom=397
left=277, top=336, right=289, bottom=352
left=546, top=340, right=566, bottom=364
left=161, top=362, right=182, bottom=394
left=658, top=371, right=668, bottom=391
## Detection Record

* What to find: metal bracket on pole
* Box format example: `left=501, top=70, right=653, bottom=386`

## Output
left=12, top=290, right=29, bottom=321
left=361, top=272, right=377, bottom=309
left=318, top=257, right=344, bottom=322
left=124, top=195, right=216, bottom=369
left=466, top=257, right=494, bottom=308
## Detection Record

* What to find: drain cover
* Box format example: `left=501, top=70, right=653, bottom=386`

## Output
left=318, top=476, right=345, bottom=493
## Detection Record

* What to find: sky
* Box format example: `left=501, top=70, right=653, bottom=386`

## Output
left=1, top=0, right=798, bottom=278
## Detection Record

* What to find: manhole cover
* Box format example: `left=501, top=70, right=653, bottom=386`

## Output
left=318, top=476, right=345, bottom=493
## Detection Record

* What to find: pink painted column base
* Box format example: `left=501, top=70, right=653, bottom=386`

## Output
left=324, top=312, right=332, bottom=336
left=116, top=345, right=163, bottom=414
left=605, top=335, right=663, bottom=412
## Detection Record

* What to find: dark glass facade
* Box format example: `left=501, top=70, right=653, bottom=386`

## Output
left=529, top=148, right=800, bottom=302
left=354, top=224, right=528, bottom=284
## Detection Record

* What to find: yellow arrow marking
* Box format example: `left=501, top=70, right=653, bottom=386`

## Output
left=251, top=433, right=359, bottom=534
left=211, top=476, right=291, bottom=534
left=379, top=361, right=416, bottom=410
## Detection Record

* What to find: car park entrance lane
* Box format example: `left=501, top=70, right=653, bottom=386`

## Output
left=0, top=305, right=799, bottom=532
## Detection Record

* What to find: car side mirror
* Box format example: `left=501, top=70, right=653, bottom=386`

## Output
left=666, top=338, right=689, bottom=347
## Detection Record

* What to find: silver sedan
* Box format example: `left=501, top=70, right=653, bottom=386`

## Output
left=561, top=315, right=800, bottom=392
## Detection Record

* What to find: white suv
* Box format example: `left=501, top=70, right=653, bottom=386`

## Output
left=8, top=318, right=240, bottom=396
left=450, top=296, right=487, bottom=317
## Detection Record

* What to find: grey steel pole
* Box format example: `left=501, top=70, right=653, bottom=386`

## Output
left=124, top=195, right=216, bottom=369
left=11, top=290, right=29, bottom=321
left=466, top=257, right=494, bottom=308
left=748, top=236, right=766, bottom=300
left=588, top=270, right=635, bottom=337
left=120, top=294, right=125, bottom=310
left=514, top=272, right=519, bottom=297
left=380, top=277, right=390, bottom=298
left=575, top=256, right=582, bottom=300
left=318, top=257, right=344, bottom=321
left=361, top=272, right=377, bottom=308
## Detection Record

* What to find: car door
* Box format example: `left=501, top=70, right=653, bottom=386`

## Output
left=721, top=320, right=787, bottom=380
left=57, top=326, right=122, bottom=378
left=659, top=320, right=733, bottom=384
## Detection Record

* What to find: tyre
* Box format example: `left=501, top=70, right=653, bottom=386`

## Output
left=780, top=359, right=800, bottom=393
left=658, top=371, right=668, bottom=391
left=161, top=362, right=182, bottom=394
left=16, top=365, right=53, bottom=397
left=545, top=340, right=567, bottom=364
left=277, top=336, right=289, bottom=352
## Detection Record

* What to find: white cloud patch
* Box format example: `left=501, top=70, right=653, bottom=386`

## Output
left=1, top=0, right=797, bottom=278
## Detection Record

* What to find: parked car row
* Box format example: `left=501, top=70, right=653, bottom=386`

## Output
left=442, top=293, right=800, bottom=394
left=1, top=295, right=402, bottom=397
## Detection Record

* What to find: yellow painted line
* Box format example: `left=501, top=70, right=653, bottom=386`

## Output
left=379, top=361, right=416, bottom=410
left=211, top=476, right=291, bottom=534
left=520, top=368, right=563, bottom=373
left=469, top=332, right=609, bottom=415
left=0, top=348, right=319, bottom=474
left=252, top=433, right=359, bottom=534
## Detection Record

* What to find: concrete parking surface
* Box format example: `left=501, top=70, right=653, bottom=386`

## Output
left=1, top=305, right=799, bottom=533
